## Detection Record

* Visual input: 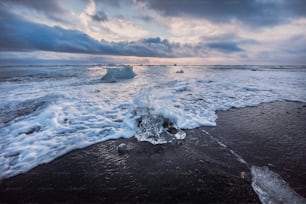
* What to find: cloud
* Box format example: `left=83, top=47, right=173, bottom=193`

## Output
left=1, top=0, right=64, bottom=20
left=91, top=10, right=108, bottom=22
left=137, top=0, right=306, bottom=27
left=199, top=33, right=259, bottom=53
left=0, top=8, right=98, bottom=53
left=2, top=0, right=63, bottom=12
left=0, top=51, right=148, bottom=65
left=206, top=42, right=243, bottom=53
left=0, top=4, right=250, bottom=58
left=93, top=0, right=122, bottom=7
left=0, top=7, right=196, bottom=57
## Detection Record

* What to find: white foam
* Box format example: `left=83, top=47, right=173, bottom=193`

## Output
left=251, top=166, right=306, bottom=204
left=1, top=65, right=306, bottom=179
left=201, top=129, right=248, bottom=165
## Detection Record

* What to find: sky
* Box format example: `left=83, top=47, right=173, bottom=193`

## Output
left=0, top=0, right=306, bottom=65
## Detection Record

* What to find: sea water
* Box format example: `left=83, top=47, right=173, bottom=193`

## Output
left=1, top=65, right=306, bottom=179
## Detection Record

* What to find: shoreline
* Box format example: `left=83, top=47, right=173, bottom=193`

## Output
left=1, top=100, right=306, bottom=203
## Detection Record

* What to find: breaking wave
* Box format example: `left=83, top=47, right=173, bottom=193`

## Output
left=0, top=95, right=59, bottom=127
left=1, top=65, right=306, bottom=179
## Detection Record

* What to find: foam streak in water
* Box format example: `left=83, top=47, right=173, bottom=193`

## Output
left=201, top=129, right=248, bottom=166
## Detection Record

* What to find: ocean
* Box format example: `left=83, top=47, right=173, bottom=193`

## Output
left=1, top=64, right=306, bottom=180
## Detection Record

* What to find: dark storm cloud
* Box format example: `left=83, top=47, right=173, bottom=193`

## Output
left=0, top=4, right=248, bottom=57
left=0, top=0, right=67, bottom=23
left=82, top=0, right=122, bottom=7
left=200, top=33, right=258, bottom=53
left=138, top=15, right=154, bottom=22
left=91, top=10, right=108, bottom=22
left=95, top=0, right=121, bottom=6
left=206, top=42, right=243, bottom=53
left=202, top=33, right=258, bottom=53
left=138, top=0, right=306, bottom=26
left=203, top=33, right=258, bottom=45
left=0, top=8, right=190, bottom=57
left=282, top=35, right=306, bottom=54
left=1, top=0, right=64, bottom=14
left=0, top=53, right=132, bottom=65
left=142, top=37, right=172, bottom=46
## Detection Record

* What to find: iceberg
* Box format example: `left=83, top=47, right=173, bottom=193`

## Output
left=101, top=65, right=136, bottom=82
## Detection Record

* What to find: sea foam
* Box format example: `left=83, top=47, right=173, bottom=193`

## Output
left=1, top=65, right=306, bottom=179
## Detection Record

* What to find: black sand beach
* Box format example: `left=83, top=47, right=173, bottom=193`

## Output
left=0, top=101, right=305, bottom=203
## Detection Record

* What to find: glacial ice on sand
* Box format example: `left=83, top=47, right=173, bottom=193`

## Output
left=251, top=166, right=306, bottom=204
left=134, top=107, right=186, bottom=144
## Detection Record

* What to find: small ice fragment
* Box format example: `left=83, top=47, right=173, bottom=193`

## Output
left=176, top=70, right=184, bottom=73
left=175, top=130, right=186, bottom=140
left=240, top=171, right=251, bottom=183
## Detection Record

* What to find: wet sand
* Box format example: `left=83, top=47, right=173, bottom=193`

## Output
left=0, top=101, right=305, bottom=203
